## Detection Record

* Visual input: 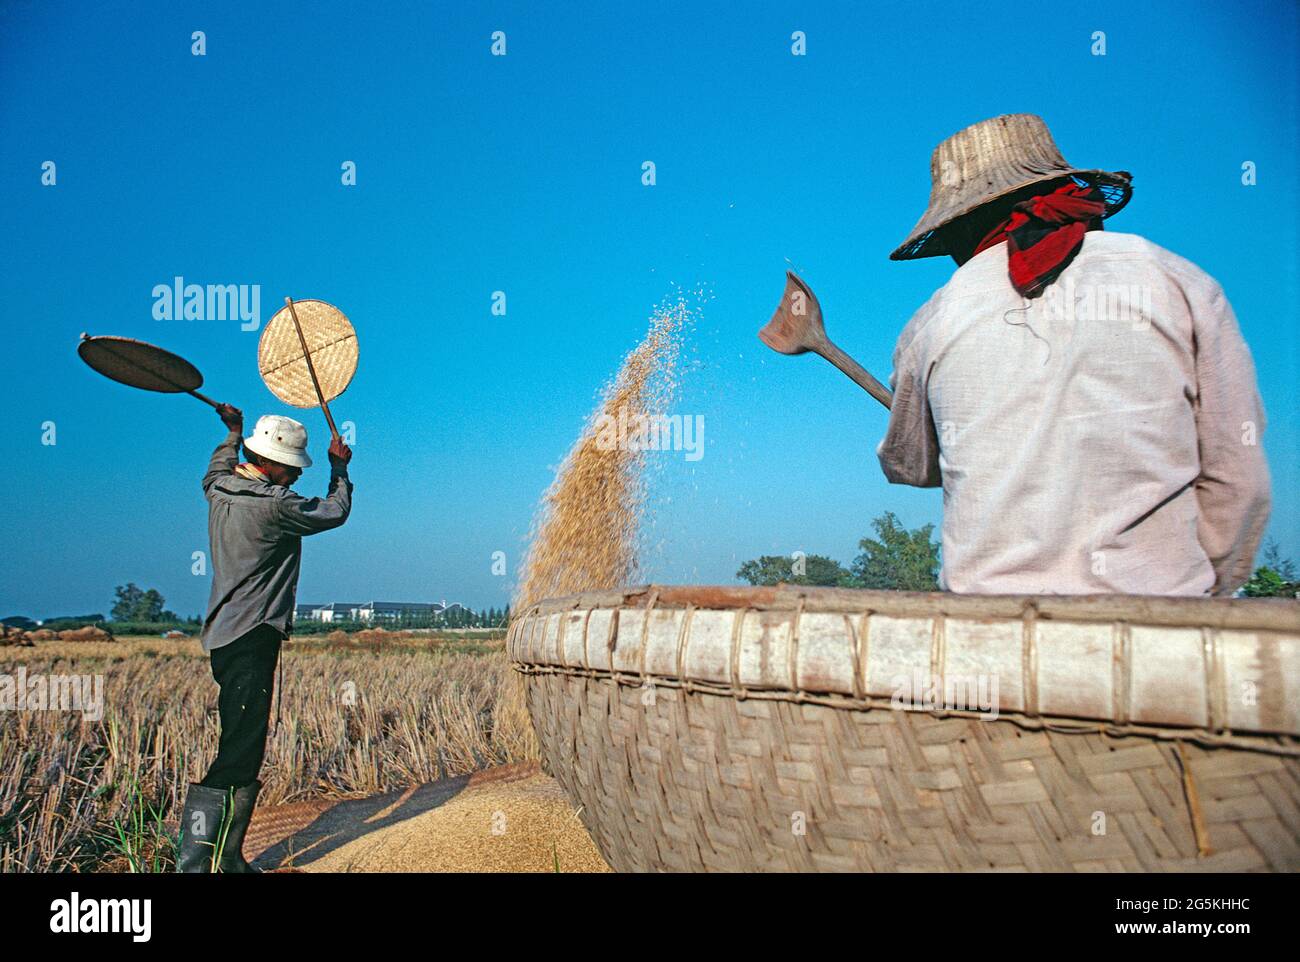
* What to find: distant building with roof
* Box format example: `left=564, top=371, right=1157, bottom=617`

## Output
left=295, top=601, right=465, bottom=623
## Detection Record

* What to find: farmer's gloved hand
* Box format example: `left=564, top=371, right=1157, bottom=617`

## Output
left=328, top=437, right=352, bottom=468
left=216, top=403, right=244, bottom=434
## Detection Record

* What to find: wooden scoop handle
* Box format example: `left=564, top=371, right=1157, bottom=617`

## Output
left=284, top=296, right=341, bottom=442
left=815, top=337, right=893, bottom=410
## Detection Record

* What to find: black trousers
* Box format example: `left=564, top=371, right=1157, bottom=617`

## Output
left=201, top=624, right=282, bottom=792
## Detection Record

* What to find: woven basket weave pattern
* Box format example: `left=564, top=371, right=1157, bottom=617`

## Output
left=258, top=300, right=358, bottom=408
left=526, top=671, right=1299, bottom=872
left=511, top=587, right=1300, bottom=872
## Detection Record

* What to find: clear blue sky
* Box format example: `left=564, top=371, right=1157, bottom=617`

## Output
left=2, top=1, right=1296, bottom=619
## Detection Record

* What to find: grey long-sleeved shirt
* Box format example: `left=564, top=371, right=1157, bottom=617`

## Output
left=200, top=430, right=352, bottom=651
left=877, top=231, right=1270, bottom=596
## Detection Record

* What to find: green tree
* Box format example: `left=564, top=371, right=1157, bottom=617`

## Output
left=850, top=512, right=941, bottom=591
left=111, top=584, right=143, bottom=620
left=1241, top=567, right=1297, bottom=598
left=736, top=554, right=853, bottom=587
left=111, top=584, right=167, bottom=622
left=1241, top=541, right=1298, bottom=597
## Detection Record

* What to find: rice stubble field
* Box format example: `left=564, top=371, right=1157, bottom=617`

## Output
left=3, top=297, right=697, bottom=873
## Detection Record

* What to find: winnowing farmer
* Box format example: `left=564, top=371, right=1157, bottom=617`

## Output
left=177, top=403, right=352, bottom=872
left=878, top=114, right=1270, bottom=595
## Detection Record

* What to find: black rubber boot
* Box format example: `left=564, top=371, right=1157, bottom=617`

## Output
left=217, top=781, right=262, bottom=873
left=175, top=783, right=231, bottom=873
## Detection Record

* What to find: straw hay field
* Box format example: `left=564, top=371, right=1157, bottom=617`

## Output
left=0, top=630, right=540, bottom=872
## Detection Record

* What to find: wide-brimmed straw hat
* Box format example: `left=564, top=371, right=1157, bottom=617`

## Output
left=890, top=113, right=1132, bottom=261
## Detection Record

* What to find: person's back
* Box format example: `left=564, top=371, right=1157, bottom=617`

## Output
left=879, top=230, right=1270, bottom=594
left=201, top=416, right=353, bottom=650
left=879, top=114, right=1270, bottom=596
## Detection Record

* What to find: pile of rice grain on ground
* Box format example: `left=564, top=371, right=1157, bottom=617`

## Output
left=280, top=767, right=611, bottom=873
left=514, top=295, right=693, bottom=609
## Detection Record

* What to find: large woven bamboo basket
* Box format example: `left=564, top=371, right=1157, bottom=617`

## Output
left=507, top=586, right=1300, bottom=872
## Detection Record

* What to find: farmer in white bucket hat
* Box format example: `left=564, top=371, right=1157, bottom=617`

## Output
left=177, top=405, right=352, bottom=872
left=877, top=113, right=1270, bottom=596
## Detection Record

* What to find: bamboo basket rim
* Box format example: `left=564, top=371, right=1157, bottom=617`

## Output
left=514, top=662, right=1299, bottom=757
left=517, top=584, right=1300, bottom=632
left=509, top=585, right=1300, bottom=755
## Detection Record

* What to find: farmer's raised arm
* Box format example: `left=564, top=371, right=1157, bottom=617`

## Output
left=1188, top=278, right=1271, bottom=595
left=278, top=437, right=353, bottom=535
left=202, top=404, right=244, bottom=494
left=877, top=337, right=941, bottom=488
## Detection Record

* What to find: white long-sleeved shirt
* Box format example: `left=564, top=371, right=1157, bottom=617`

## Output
left=877, top=231, right=1271, bottom=596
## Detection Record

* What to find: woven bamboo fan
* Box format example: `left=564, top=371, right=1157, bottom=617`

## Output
left=509, top=585, right=1300, bottom=873
left=258, top=299, right=358, bottom=409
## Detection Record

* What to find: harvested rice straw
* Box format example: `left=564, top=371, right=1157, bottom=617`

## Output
left=514, top=295, right=694, bottom=610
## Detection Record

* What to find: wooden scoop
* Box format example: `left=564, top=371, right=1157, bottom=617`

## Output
left=759, top=271, right=892, bottom=410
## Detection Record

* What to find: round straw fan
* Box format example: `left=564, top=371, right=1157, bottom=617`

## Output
left=258, top=299, right=359, bottom=408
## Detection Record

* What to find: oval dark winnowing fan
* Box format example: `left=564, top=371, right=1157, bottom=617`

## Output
left=77, top=334, right=219, bottom=407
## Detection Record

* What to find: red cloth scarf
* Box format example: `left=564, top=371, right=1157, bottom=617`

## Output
left=972, top=182, right=1107, bottom=298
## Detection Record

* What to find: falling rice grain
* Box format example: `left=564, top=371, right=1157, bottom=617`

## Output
left=514, top=294, right=696, bottom=609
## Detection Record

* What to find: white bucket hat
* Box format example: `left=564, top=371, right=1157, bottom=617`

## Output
left=244, top=414, right=313, bottom=468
